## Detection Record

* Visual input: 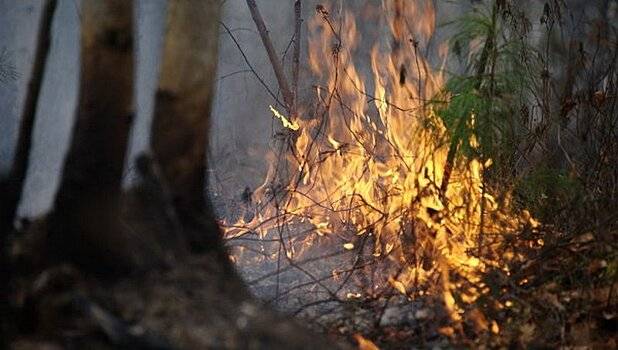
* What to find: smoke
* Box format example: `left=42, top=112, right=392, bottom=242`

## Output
left=0, top=0, right=522, bottom=220
left=209, top=0, right=301, bottom=197
left=207, top=0, right=470, bottom=204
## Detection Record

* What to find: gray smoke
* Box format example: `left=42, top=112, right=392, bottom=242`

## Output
left=0, top=0, right=508, bottom=219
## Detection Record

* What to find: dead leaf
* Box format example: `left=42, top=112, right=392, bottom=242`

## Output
left=438, top=326, right=455, bottom=337
left=541, top=292, right=565, bottom=312
left=587, top=260, right=607, bottom=275
left=519, top=323, right=536, bottom=344
left=468, top=308, right=489, bottom=332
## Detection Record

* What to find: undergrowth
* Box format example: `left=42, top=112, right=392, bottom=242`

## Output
left=437, top=0, right=617, bottom=347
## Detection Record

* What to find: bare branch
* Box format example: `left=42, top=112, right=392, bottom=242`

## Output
left=219, top=21, right=285, bottom=106
left=292, top=0, right=302, bottom=116
left=245, top=0, right=295, bottom=114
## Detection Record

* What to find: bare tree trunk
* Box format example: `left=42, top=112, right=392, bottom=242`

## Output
left=46, top=0, right=139, bottom=272
left=7, top=2, right=344, bottom=348
left=150, top=0, right=225, bottom=256
left=0, top=1, right=56, bottom=345
left=0, top=0, right=57, bottom=235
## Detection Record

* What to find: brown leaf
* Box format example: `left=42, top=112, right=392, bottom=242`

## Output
left=468, top=308, right=490, bottom=333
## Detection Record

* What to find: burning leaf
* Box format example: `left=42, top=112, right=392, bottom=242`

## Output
left=491, top=321, right=500, bottom=334
left=269, top=105, right=299, bottom=131
left=353, top=334, right=379, bottom=350
left=438, top=326, right=455, bottom=337
left=388, top=276, right=407, bottom=295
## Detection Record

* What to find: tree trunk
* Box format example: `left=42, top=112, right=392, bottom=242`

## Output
left=7, top=1, right=346, bottom=348
left=0, top=1, right=56, bottom=346
left=150, top=0, right=224, bottom=256
left=46, top=0, right=140, bottom=272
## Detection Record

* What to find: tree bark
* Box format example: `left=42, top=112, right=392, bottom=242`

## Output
left=8, top=2, right=346, bottom=348
left=0, top=1, right=56, bottom=346
left=150, top=0, right=225, bottom=256
left=46, top=0, right=140, bottom=272
left=0, top=0, right=57, bottom=236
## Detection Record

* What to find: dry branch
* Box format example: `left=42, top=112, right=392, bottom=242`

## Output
left=245, top=0, right=295, bottom=114
left=219, top=21, right=285, bottom=106
left=292, top=0, right=302, bottom=115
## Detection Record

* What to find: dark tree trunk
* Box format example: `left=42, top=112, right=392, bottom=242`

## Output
left=150, top=0, right=225, bottom=256
left=46, top=0, right=139, bottom=272
left=0, top=1, right=56, bottom=346
left=6, top=1, right=345, bottom=348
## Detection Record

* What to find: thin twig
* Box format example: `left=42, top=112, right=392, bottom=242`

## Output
left=292, top=0, right=302, bottom=117
left=219, top=21, right=285, bottom=107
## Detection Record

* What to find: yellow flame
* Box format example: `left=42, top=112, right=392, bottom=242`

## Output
left=269, top=105, right=299, bottom=131
left=354, top=334, right=380, bottom=350
left=224, top=0, right=538, bottom=325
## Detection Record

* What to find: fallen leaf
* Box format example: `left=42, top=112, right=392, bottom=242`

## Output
left=519, top=323, right=535, bottom=344
left=438, top=326, right=455, bottom=337
left=468, top=308, right=489, bottom=332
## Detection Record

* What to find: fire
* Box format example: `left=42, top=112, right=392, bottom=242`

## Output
left=223, top=0, right=538, bottom=325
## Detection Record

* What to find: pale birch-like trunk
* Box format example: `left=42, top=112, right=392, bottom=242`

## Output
left=7, top=2, right=342, bottom=348
left=150, top=0, right=224, bottom=255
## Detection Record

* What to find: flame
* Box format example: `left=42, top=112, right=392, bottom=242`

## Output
left=354, top=334, right=380, bottom=350
left=223, top=0, right=538, bottom=325
left=270, top=105, right=300, bottom=131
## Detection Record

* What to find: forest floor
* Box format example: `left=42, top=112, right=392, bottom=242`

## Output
left=214, top=192, right=618, bottom=349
